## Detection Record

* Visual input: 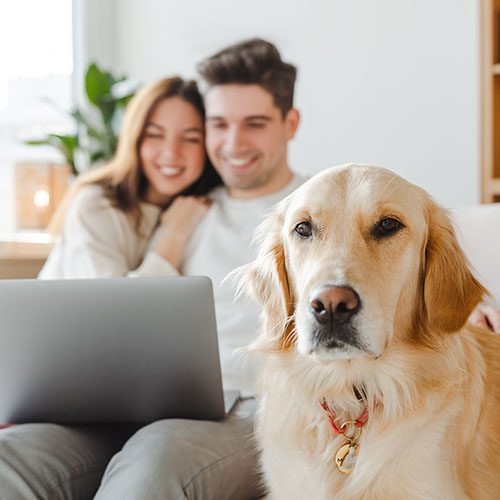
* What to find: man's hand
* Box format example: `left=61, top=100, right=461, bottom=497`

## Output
left=469, top=303, right=500, bottom=333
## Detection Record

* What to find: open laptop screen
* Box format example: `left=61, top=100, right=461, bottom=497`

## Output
left=0, top=277, right=226, bottom=424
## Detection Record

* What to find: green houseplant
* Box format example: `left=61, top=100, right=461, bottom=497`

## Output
left=24, top=62, right=138, bottom=176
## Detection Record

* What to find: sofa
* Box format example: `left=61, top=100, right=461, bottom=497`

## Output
left=452, top=203, right=500, bottom=305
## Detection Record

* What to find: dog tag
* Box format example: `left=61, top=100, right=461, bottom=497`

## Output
left=335, top=443, right=358, bottom=474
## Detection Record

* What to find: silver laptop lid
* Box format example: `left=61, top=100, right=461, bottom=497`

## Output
left=0, top=277, right=226, bottom=424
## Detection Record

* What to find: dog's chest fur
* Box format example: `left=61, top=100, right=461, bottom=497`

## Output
left=256, top=357, right=471, bottom=500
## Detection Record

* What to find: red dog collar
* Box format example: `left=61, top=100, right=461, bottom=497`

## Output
left=320, top=399, right=370, bottom=436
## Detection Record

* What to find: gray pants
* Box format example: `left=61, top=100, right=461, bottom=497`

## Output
left=0, top=398, right=262, bottom=500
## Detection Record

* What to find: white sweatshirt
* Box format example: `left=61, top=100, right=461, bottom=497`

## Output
left=40, top=176, right=305, bottom=394
left=39, top=185, right=177, bottom=278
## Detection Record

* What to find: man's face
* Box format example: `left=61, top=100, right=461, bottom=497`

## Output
left=204, top=84, right=298, bottom=198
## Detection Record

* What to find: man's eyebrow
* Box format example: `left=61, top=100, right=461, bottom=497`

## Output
left=244, top=115, right=273, bottom=122
left=206, top=115, right=273, bottom=122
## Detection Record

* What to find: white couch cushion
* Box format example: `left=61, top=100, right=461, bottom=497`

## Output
left=451, top=204, right=500, bottom=305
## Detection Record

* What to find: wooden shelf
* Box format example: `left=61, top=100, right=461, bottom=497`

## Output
left=0, top=232, right=53, bottom=279
left=488, top=178, right=500, bottom=196
left=0, top=232, right=53, bottom=260
left=481, top=1, right=500, bottom=203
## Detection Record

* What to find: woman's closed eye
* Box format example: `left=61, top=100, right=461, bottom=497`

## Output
left=183, top=135, right=202, bottom=144
left=143, top=130, right=163, bottom=139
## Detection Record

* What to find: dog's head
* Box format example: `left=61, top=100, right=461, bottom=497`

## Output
left=241, top=164, right=486, bottom=360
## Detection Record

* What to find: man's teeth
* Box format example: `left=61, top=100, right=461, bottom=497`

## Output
left=159, top=166, right=182, bottom=175
left=227, top=158, right=253, bottom=167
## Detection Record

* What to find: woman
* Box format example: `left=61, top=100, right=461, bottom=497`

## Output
left=40, top=77, right=222, bottom=278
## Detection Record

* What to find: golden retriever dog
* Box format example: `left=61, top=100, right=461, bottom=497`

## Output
left=238, top=164, right=500, bottom=499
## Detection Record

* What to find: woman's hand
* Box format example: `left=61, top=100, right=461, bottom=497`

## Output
left=469, top=303, right=500, bottom=333
left=153, top=196, right=211, bottom=269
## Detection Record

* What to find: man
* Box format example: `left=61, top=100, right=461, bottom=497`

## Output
left=0, top=39, right=304, bottom=499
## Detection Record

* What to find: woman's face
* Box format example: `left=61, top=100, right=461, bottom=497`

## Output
left=140, top=96, right=205, bottom=206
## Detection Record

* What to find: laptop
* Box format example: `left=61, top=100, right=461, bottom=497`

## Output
left=0, top=277, right=239, bottom=424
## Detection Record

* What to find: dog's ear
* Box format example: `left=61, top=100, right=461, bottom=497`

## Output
left=422, top=201, right=487, bottom=333
left=235, top=198, right=296, bottom=351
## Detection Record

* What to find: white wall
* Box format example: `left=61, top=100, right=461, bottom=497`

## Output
left=73, top=0, right=115, bottom=108
left=88, top=0, right=480, bottom=206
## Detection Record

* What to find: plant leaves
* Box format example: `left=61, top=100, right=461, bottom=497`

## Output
left=69, top=108, right=95, bottom=130
left=110, top=79, right=139, bottom=100
left=23, top=134, right=78, bottom=174
left=25, top=62, right=137, bottom=176
left=90, top=151, right=107, bottom=164
left=85, top=62, right=112, bottom=106
left=48, top=133, right=78, bottom=150
left=23, top=139, right=52, bottom=146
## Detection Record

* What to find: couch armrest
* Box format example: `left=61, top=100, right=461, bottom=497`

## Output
left=451, top=204, right=500, bottom=306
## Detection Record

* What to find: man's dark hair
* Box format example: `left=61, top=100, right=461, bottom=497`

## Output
left=197, top=38, right=297, bottom=117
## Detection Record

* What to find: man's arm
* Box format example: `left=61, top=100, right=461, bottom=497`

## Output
left=469, top=303, right=500, bottom=332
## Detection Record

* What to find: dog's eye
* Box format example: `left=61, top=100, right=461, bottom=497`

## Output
left=372, top=218, right=403, bottom=239
left=294, top=221, right=312, bottom=239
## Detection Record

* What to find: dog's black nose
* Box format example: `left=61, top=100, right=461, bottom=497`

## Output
left=309, top=286, right=360, bottom=325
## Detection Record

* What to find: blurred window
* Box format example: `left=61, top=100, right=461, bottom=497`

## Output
left=0, top=0, right=73, bottom=231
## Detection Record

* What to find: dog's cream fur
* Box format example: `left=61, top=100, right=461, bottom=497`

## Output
left=238, top=165, right=500, bottom=499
